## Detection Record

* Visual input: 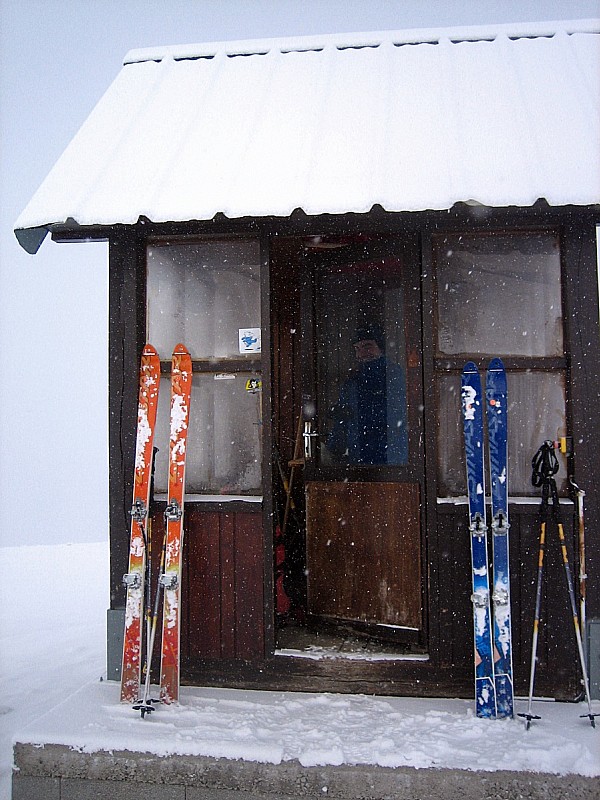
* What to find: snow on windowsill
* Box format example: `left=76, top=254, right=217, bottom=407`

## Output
left=155, top=493, right=262, bottom=503
left=437, top=496, right=574, bottom=505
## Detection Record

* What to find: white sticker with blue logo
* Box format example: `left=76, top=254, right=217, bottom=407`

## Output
left=239, top=328, right=261, bottom=354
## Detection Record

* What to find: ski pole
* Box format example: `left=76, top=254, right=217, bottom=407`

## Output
left=142, top=514, right=153, bottom=686
left=521, top=442, right=597, bottom=729
left=141, top=447, right=158, bottom=688
left=520, top=441, right=558, bottom=729
left=135, top=528, right=166, bottom=718
left=282, top=416, right=304, bottom=538
left=519, top=481, right=548, bottom=730
left=569, top=479, right=586, bottom=654
left=552, top=484, right=596, bottom=728
left=134, top=447, right=160, bottom=718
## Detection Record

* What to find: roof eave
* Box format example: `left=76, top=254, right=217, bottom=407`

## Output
left=14, top=201, right=600, bottom=255
left=14, top=220, right=116, bottom=253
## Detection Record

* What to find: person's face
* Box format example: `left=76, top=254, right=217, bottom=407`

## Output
left=353, top=339, right=382, bottom=362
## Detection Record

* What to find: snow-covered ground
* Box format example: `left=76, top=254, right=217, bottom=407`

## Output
left=1, top=542, right=599, bottom=800
left=0, top=542, right=109, bottom=798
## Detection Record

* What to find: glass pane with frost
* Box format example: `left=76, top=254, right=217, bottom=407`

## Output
left=437, top=371, right=566, bottom=496
left=153, top=372, right=262, bottom=495
left=435, top=234, right=563, bottom=357
left=147, top=239, right=261, bottom=359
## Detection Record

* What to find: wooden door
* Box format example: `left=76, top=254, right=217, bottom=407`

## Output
left=306, top=481, right=421, bottom=628
left=302, top=237, right=424, bottom=634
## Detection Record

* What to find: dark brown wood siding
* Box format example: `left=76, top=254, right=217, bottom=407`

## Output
left=181, top=507, right=265, bottom=663
left=108, top=234, right=147, bottom=610
left=106, top=208, right=599, bottom=700
left=562, top=221, right=600, bottom=620
left=270, top=237, right=303, bottom=467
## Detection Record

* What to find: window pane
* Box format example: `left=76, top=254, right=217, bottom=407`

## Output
left=316, top=259, right=408, bottom=466
left=437, top=371, right=567, bottom=496
left=435, top=234, right=563, bottom=357
left=154, top=372, right=262, bottom=495
left=147, top=240, right=261, bottom=359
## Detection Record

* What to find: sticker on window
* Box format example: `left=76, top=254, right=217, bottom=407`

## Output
left=239, top=328, right=261, bottom=354
left=245, top=378, right=262, bottom=393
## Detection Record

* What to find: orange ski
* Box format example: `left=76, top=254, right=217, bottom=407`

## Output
left=120, top=344, right=160, bottom=703
left=160, top=344, right=192, bottom=704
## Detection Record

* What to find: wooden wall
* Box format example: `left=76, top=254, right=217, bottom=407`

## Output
left=435, top=504, right=581, bottom=699
left=107, top=209, right=599, bottom=700
left=183, top=507, right=265, bottom=662
left=270, top=237, right=303, bottom=466
left=148, top=504, right=265, bottom=672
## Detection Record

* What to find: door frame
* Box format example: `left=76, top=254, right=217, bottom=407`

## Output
left=298, top=233, right=427, bottom=642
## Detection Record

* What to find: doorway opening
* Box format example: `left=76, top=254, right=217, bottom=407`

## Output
left=270, top=234, right=427, bottom=660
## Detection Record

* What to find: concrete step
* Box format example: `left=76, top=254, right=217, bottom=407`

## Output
left=12, top=742, right=599, bottom=800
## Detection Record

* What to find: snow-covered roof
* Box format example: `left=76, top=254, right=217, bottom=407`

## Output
left=15, top=19, right=600, bottom=253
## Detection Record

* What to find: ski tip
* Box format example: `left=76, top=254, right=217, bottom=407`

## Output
left=142, top=343, right=159, bottom=357
left=462, top=361, right=479, bottom=375
left=488, top=357, right=505, bottom=372
left=173, top=343, right=190, bottom=357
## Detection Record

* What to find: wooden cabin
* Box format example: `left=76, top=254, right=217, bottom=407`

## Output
left=15, top=20, right=600, bottom=701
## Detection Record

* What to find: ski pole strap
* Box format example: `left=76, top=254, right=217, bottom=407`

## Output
left=531, top=441, right=559, bottom=487
left=532, top=441, right=563, bottom=521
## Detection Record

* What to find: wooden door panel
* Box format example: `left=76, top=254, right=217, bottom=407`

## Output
left=306, top=481, right=421, bottom=629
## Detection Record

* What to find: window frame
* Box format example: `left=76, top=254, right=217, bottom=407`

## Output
left=431, top=227, right=569, bottom=498
left=145, top=235, right=265, bottom=499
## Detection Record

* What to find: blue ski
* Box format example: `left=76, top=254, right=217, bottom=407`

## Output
left=461, top=362, right=496, bottom=718
left=486, top=358, right=514, bottom=718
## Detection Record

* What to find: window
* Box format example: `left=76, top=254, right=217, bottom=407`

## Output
left=146, top=239, right=262, bottom=496
left=434, top=232, right=567, bottom=496
left=315, top=259, right=409, bottom=466
left=147, top=240, right=261, bottom=358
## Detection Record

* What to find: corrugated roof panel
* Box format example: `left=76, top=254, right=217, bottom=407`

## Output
left=14, top=21, right=600, bottom=249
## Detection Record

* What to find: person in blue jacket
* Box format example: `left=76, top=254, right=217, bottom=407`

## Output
left=327, top=324, right=408, bottom=465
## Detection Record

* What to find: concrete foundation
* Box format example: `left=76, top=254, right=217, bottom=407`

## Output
left=106, top=608, right=125, bottom=682
left=12, top=742, right=599, bottom=800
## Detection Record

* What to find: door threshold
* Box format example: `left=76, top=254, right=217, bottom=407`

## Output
left=275, top=619, right=428, bottom=662
left=275, top=647, right=430, bottom=662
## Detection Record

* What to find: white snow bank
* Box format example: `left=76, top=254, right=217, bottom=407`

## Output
left=17, top=681, right=600, bottom=777
left=0, top=542, right=109, bottom=799
left=1, top=541, right=598, bottom=800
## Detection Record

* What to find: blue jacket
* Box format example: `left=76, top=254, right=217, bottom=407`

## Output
left=327, top=357, right=408, bottom=465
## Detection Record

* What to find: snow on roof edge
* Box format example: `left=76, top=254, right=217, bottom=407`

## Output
left=123, top=18, right=600, bottom=64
